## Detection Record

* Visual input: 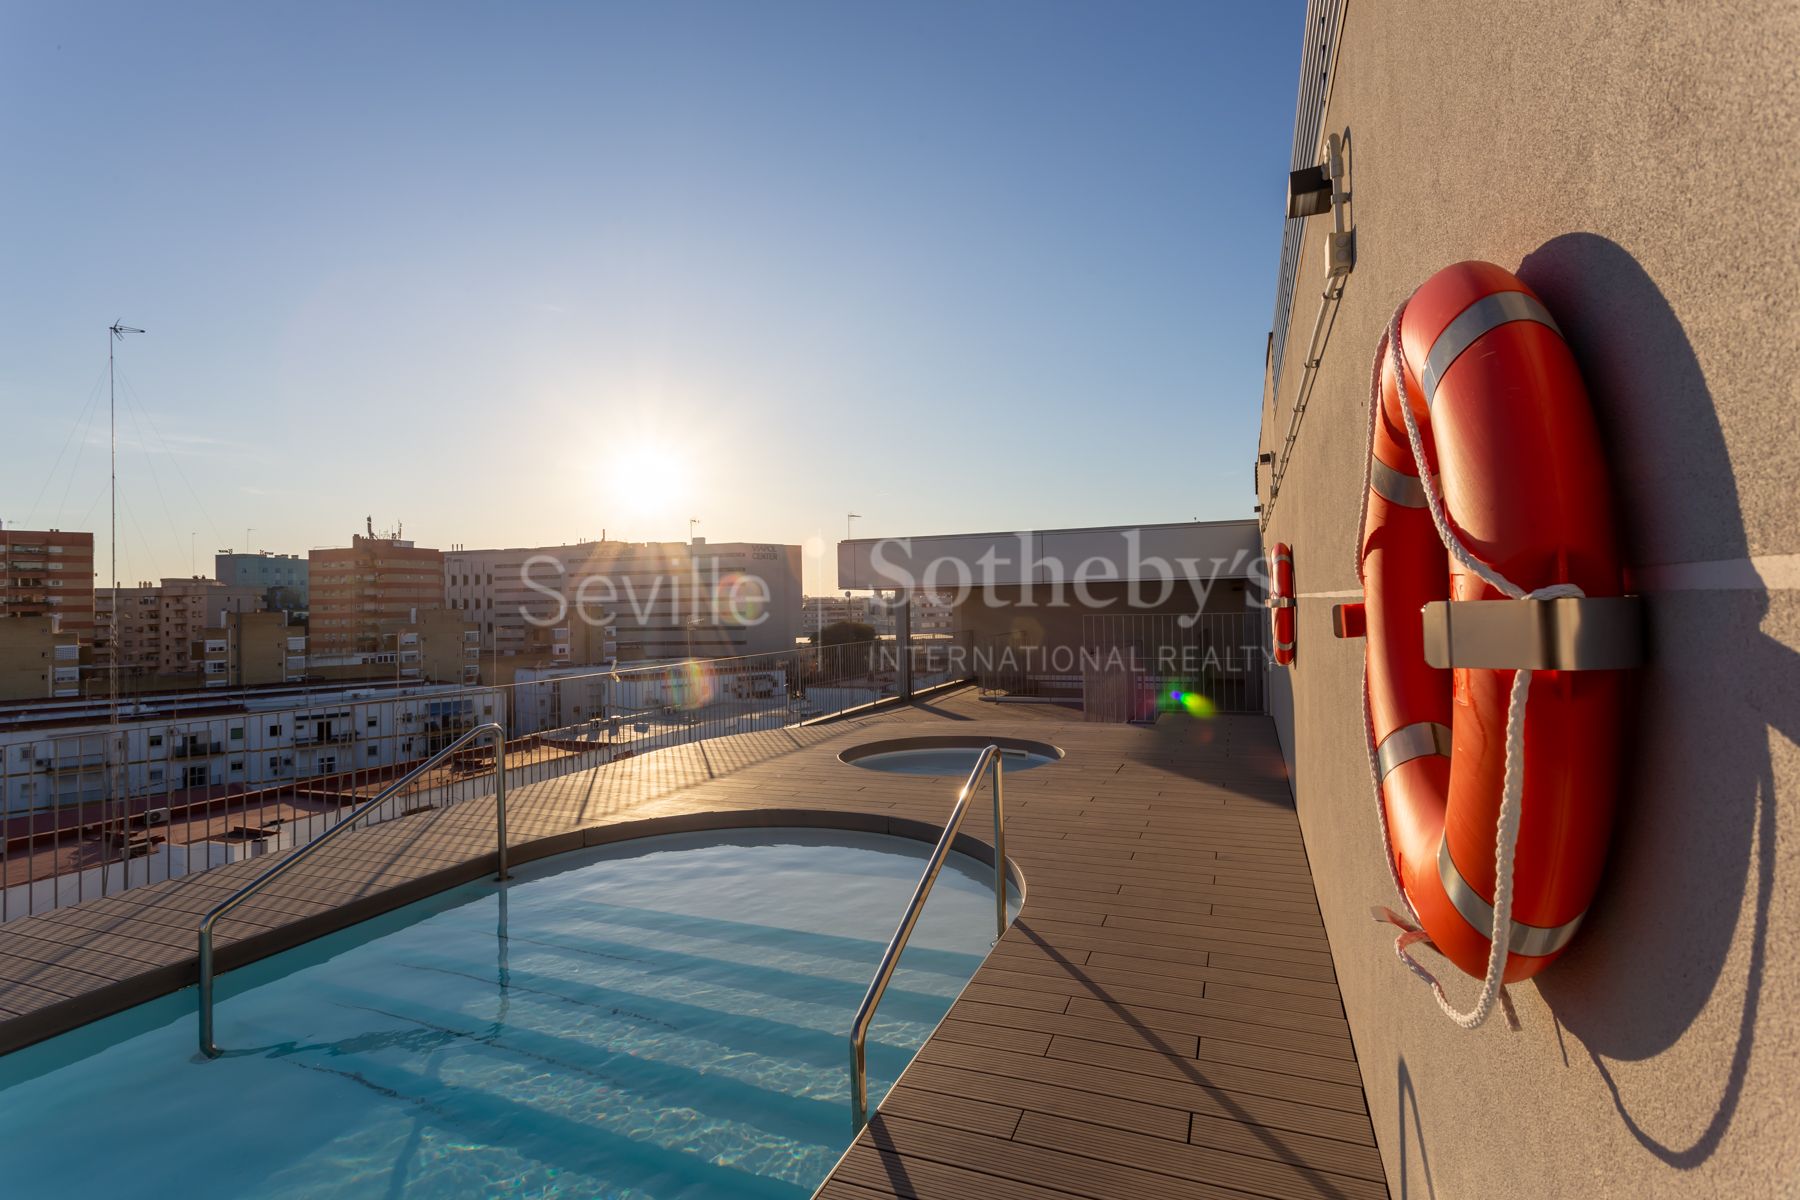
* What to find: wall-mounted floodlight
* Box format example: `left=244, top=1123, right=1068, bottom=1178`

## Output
left=1287, top=164, right=1333, bottom=218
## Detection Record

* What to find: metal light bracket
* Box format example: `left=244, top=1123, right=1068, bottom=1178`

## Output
left=1420, top=596, right=1644, bottom=670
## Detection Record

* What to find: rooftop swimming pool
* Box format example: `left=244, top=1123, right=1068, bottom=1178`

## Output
left=0, top=828, right=1016, bottom=1199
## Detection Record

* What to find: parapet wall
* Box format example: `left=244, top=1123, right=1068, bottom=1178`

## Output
left=1257, top=3, right=1800, bottom=1195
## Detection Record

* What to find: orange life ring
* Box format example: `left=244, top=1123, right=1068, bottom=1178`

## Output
left=1350, top=261, right=1625, bottom=984
left=1267, top=543, right=1296, bottom=666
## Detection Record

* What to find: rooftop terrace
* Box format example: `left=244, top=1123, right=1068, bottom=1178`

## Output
left=0, top=687, right=1381, bottom=1199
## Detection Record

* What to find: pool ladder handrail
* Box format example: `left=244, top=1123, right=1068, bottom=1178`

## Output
left=197, top=721, right=510, bottom=1059
left=849, top=743, right=1010, bottom=1129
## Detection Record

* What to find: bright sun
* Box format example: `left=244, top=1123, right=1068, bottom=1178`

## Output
left=607, top=440, right=689, bottom=522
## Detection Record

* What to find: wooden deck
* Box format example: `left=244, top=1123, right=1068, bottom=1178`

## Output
left=0, top=688, right=1384, bottom=1200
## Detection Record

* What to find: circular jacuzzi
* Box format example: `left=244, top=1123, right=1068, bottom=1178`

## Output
left=839, top=734, right=1064, bottom=775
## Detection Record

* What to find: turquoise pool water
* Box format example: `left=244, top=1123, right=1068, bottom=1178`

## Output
left=0, top=829, right=1015, bottom=1199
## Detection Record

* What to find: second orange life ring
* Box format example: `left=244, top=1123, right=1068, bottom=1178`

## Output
left=1267, top=543, right=1296, bottom=666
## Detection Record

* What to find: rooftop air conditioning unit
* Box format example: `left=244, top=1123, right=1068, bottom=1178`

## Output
left=144, top=808, right=170, bottom=826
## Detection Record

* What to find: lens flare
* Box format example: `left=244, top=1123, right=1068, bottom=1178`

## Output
left=714, top=570, right=768, bottom=625
left=1181, top=692, right=1216, bottom=719
left=1160, top=685, right=1217, bottom=720
left=670, top=660, right=717, bottom=710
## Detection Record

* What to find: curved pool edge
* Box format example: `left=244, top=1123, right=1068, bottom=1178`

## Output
left=0, top=805, right=1028, bottom=1059
left=836, top=733, right=1066, bottom=768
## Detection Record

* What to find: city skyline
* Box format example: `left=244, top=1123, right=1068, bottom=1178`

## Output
left=0, top=3, right=1301, bottom=593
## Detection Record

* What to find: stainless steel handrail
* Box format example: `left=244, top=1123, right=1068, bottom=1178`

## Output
left=197, top=721, right=509, bottom=1058
left=848, top=744, right=1009, bottom=1128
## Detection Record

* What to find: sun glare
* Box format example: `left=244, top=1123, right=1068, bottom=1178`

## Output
left=607, top=439, right=689, bottom=523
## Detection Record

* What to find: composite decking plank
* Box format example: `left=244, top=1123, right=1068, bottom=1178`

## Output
left=1014, top=1112, right=1388, bottom=1200
left=859, top=1114, right=1267, bottom=1200
left=913, top=1040, right=1375, bottom=1146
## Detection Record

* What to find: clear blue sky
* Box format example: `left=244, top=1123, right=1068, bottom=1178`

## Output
left=0, top=1, right=1303, bottom=592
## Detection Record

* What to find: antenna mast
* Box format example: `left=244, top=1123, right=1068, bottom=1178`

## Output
left=105, top=321, right=143, bottom=897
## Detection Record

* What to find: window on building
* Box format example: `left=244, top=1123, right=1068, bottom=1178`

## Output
left=367, top=716, right=378, bottom=729
left=148, top=734, right=163, bottom=749
left=269, top=723, right=280, bottom=737
left=229, top=727, right=244, bottom=741
left=367, top=745, right=379, bottom=759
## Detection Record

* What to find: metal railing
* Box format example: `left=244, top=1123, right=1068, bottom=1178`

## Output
left=848, top=744, right=1009, bottom=1129
left=1, top=634, right=977, bottom=923
left=196, top=721, right=508, bottom=1058
left=971, top=615, right=1271, bottom=719
left=1082, top=611, right=1270, bottom=721
left=1267, top=0, right=1345, bottom=400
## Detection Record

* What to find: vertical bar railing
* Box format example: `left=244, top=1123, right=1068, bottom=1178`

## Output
left=848, top=745, right=1009, bottom=1129
left=5, top=640, right=985, bottom=923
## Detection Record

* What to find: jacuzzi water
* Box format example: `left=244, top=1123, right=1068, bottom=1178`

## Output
left=848, top=746, right=1057, bottom=775
left=0, top=829, right=1016, bottom=1200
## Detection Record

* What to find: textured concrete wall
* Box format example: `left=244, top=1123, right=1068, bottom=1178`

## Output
left=1256, top=3, right=1800, bottom=1196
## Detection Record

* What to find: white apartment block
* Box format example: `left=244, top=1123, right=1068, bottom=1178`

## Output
left=801, top=591, right=956, bottom=637
left=444, top=538, right=802, bottom=664
left=0, top=681, right=501, bottom=815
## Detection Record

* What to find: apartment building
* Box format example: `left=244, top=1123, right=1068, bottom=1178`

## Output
left=444, top=537, right=801, bottom=665
left=0, top=679, right=501, bottom=818
left=0, top=528, right=95, bottom=638
left=95, top=578, right=265, bottom=680
left=0, top=617, right=84, bottom=702
left=215, top=550, right=308, bottom=612
left=308, top=533, right=445, bottom=657
left=806, top=590, right=882, bottom=636
left=801, top=592, right=958, bottom=639
left=190, top=610, right=308, bottom=689
left=302, top=607, right=481, bottom=688
left=92, top=586, right=161, bottom=677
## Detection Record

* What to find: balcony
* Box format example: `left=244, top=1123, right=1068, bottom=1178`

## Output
left=39, top=751, right=107, bottom=772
